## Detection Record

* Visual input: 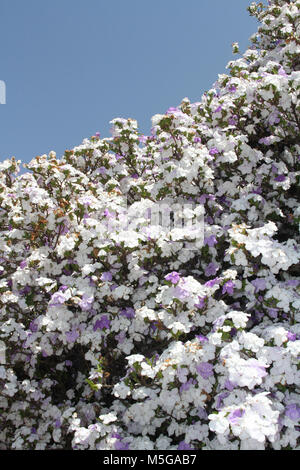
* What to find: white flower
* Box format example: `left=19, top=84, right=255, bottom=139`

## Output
left=126, top=354, right=145, bottom=366
left=113, top=382, right=131, bottom=399
left=98, top=412, right=118, bottom=424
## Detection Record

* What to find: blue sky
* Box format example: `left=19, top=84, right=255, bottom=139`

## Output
left=0, top=0, right=259, bottom=167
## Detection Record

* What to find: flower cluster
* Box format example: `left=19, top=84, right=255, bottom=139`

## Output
left=0, top=0, right=299, bottom=450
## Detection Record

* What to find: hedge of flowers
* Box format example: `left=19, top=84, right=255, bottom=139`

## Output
left=0, top=0, right=299, bottom=450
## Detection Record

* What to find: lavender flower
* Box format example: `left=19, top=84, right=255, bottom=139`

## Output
left=195, top=297, right=206, bottom=309
left=196, top=362, right=214, bottom=380
left=274, top=174, right=286, bottom=182
left=115, top=440, right=130, bottom=450
left=251, top=278, right=266, bottom=293
left=29, top=321, right=38, bottom=333
left=287, top=331, right=296, bottom=342
left=216, top=392, right=230, bottom=410
left=65, top=330, right=79, bottom=343
left=101, top=271, right=112, bottom=282
left=285, top=404, right=300, bottom=422
left=196, top=334, right=208, bottom=343
left=209, top=147, right=219, bottom=156
left=164, top=271, right=181, bottom=284
left=222, top=280, right=235, bottom=295
left=228, top=408, right=245, bottom=424
left=120, top=307, right=135, bottom=319
left=93, top=315, right=111, bottom=331
left=49, top=292, right=66, bottom=307
left=178, top=441, right=193, bottom=450
left=204, top=235, right=217, bottom=247
left=79, top=293, right=94, bottom=311
left=204, top=277, right=220, bottom=288
left=205, top=262, right=218, bottom=277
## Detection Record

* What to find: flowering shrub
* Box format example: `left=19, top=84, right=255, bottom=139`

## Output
left=0, top=0, right=300, bottom=450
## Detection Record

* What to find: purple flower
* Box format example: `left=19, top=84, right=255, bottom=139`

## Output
left=196, top=362, right=214, bottom=380
left=93, top=315, right=110, bottom=331
left=115, top=440, right=130, bottom=450
left=196, top=334, right=208, bottom=343
left=29, top=321, right=38, bottom=333
left=205, top=215, right=214, bottom=224
left=115, top=331, right=126, bottom=344
left=195, top=296, right=206, bottom=309
left=97, top=166, right=107, bottom=175
left=178, top=441, right=193, bottom=450
left=49, top=292, right=66, bottom=307
left=120, top=307, right=135, bottom=319
left=103, top=209, right=114, bottom=218
left=216, top=392, right=230, bottom=410
left=230, top=327, right=237, bottom=338
left=228, top=409, right=245, bottom=424
left=228, top=115, right=238, bottom=126
left=59, top=285, right=68, bottom=292
left=95, top=132, right=100, bottom=137
left=258, top=136, right=272, bottom=145
left=180, top=379, right=196, bottom=393
left=166, top=106, right=178, bottom=114
left=204, top=235, right=217, bottom=247
left=228, top=84, right=237, bottom=93
left=285, top=280, right=300, bottom=287
left=60, top=224, right=69, bottom=235
left=204, top=277, right=220, bottom=288
left=79, top=294, right=94, bottom=312
left=278, top=66, right=287, bottom=76
left=287, top=331, right=297, bottom=342
left=251, top=278, right=266, bottom=293
left=65, top=330, right=79, bottom=343
left=222, top=280, right=235, bottom=295
left=274, top=174, right=286, bottom=182
left=139, top=135, right=148, bottom=144
left=285, top=404, right=300, bottom=422
left=268, top=308, right=278, bottom=319
left=225, top=379, right=236, bottom=391
left=20, top=260, right=27, bottom=269
left=268, top=112, right=280, bottom=126
left=164, top=271, right=181, bottom=284
left=31, top=427, right=37, bottom=435
left=54, top=419, right=61, bottom=428
left=101, top=271, right=112, bottom=282
left=194, top=136, right=202, bottom=143
left=205, top=262, right=219, bottom=277
left=251, top=187, right=262, bottom=195
left=173, top=285, right=189, bottom=301
left=209, top=147, right=219, bottom=156
left=197, top=407, right=208, bottom=420
left=65, top=360, right=72, bottom=367
left=198, top=194, right=208, bottom=204
left=214, top=105, right=222, bottom=113
left=247, top=359, right=268, bottom=378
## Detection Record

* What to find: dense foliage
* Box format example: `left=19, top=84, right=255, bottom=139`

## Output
left=0, top=0, right=299, bottom=450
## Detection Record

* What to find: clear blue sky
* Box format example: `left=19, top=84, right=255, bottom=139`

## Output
left=0, top=0, right=259, bottom=167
